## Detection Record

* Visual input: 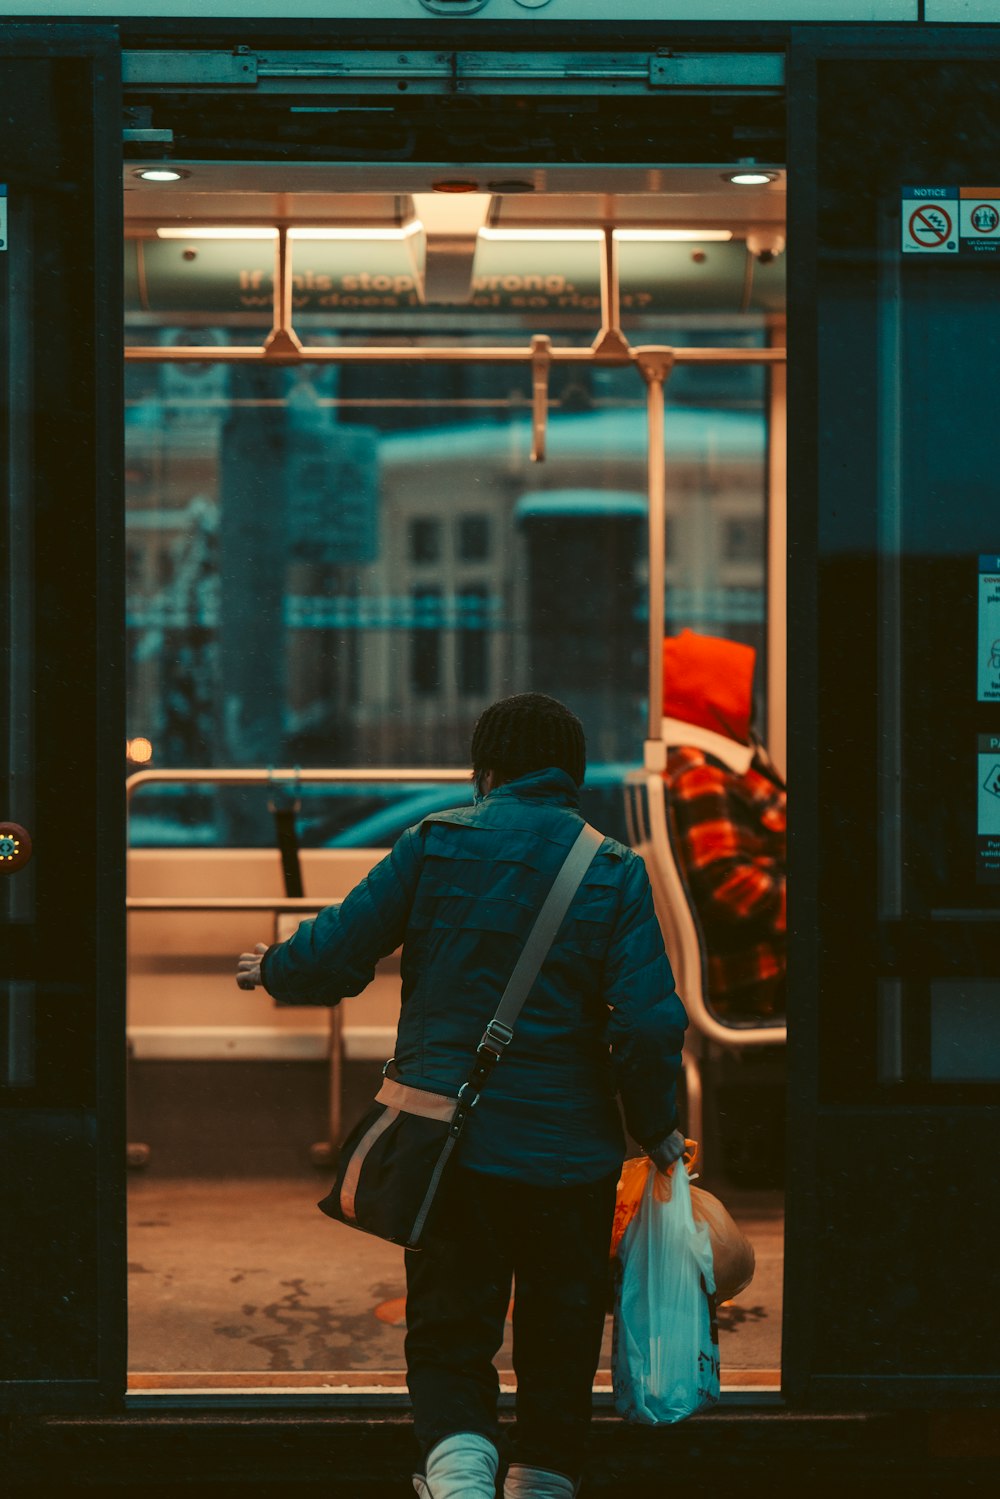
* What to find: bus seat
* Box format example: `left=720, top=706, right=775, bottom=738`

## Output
left=127, top=847, right=402, bottom=1156
left=624, top=746, right=786, bottom=1169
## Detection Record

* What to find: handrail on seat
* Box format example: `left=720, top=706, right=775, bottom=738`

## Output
left=624, top=764, right=786, bottom=1166
left=126, top=764, right=472, bottom=806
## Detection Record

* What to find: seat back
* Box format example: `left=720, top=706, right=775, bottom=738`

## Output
left=625, top=767, right=786, bottom=1050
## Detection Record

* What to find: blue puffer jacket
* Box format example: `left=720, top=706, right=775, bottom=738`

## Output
left=261, top=768, right=687, bottom=1186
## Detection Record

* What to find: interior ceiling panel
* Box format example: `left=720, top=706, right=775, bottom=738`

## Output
left=124, top=169, right=786, bottom=234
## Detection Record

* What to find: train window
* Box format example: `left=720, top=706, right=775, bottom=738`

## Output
left=125, top=333, right=771, bottom=843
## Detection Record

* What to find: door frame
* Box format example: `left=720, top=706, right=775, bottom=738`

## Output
left=0, top=23, right=125, bottom=1415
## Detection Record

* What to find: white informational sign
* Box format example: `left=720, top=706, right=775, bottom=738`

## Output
left=961, top=198, right=1000, bottom=239
left=901, top=188, right=959, bottom=253
left=978, top=735, right=1000, bottom=883
left=901, top=187, right=1000, bottom=255
left=0, top=186, right=7, bottom=253
left=978, top=556, right=1000, bottom=701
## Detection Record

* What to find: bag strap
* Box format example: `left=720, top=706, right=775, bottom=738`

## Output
left=456, top=821, right=604, bottom=1110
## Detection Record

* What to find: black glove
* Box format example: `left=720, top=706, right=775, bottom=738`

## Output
left=648, top=1128, right=686, bottom=1175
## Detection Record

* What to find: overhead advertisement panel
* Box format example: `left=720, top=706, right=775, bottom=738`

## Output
left=126, top=235, right=783, bottom=317
left=0, top=0, right=922, bottom=19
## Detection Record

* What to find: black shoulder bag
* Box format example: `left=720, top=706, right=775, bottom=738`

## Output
left=317, top=822, right=604, bottom=1250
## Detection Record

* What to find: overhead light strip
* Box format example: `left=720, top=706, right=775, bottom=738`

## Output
left=155, top=224, right=425, bottom=241
left=156, top=227, right=279, bottom=240
left=289, top=224, right=424, bottom=240
left=479, top=229, right=603, bottom=242
left=153, top=224, right=741, bottom=244
left=614, top=229, right=733, bottom=242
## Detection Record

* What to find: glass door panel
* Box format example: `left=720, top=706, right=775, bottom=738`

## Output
left=786, top=41, right=1000, bottom=1402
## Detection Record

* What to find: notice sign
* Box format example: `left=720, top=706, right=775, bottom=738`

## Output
left=0, top=185, right=6, bottom=252
left=978, top=735, right=1000, bottom=883
left=902, top=188, right=1000, bottom=256
left=902, top=187, right=958, bottom=253
left=979, top=555, right=1000, bottom=701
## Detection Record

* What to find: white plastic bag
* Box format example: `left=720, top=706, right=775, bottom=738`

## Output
left=611, top=1159, right=721, bottom=1424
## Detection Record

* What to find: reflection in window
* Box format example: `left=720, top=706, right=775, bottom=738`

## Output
left=410, top=586, right=442, bottom=697
left=458, top=514, right=491, bottom=562
left=409, top=517, right=441, bottom=564
left=458, top=585, right=490, bottom=697
left=722, top=515, right=765, bottom=562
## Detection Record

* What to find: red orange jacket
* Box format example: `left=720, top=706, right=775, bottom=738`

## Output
left=666, top=743, right=786, bottom=1020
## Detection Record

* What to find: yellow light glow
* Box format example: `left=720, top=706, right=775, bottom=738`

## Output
left=288, top=223, right=424, bottom=240
left=156, top=227, right=279, bottom=240
left=412, top=192, right=492, bottom=237
left=614, top=229, right=734, bottom=242
left=479, top=228, right=604, bottom=242
left=128, top=737, right=154, bottom=764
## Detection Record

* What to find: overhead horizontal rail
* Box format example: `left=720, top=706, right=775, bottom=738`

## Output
left=122, top=49, right=784, bottom=95
left=127, top=767, right=472, bottom=804
left=124, top=342, right=786, bottom=364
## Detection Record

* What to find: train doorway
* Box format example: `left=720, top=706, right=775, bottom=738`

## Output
left=122, top=155, right=788, bottom=1400
left=6, top=23, right=1000, bottom=1451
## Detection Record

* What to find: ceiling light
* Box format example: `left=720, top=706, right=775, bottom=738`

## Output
left=726, top=171, right=779, bottom=187
left=289, top=224, right=423, bottom=240
left=155, top=226, right=278, bottom=240
left=134, top=168, right=187, bottom=183
left=414, top=193, right=492, bottom=237
left=614, top=229, right=734, bottom=242
left=479, top=228, right=604, bottom=242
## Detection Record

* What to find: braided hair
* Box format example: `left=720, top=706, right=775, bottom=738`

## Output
left=470, top=693, right=586, bottom=788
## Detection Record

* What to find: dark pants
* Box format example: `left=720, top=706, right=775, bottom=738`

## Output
left=404, top=1164, right=619, bottom=1482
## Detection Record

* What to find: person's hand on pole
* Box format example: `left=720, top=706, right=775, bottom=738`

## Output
left=236, top=942, right=269, bottom=991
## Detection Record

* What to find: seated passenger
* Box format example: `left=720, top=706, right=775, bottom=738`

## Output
left=662, top=629, right=786, bottom=1022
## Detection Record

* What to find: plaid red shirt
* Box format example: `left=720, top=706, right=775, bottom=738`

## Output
left=665, top=745, right=786, bottom=1020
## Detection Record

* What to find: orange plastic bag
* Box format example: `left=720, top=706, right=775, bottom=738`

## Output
left=610, top=1148, right=755, bottom=1304
left=610, top=1155, right=654, bottom=1260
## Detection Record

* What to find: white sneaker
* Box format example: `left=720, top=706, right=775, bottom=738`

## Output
left=412, top=1432, right=500, bottom=1499
left=503, top=1463, right=579, bottom=1498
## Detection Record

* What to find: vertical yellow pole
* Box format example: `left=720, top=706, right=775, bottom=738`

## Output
left=634, top=348, right=675, bottom=761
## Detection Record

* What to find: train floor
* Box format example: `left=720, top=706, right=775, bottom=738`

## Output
left=127, top=1175, right=782, bottom=1390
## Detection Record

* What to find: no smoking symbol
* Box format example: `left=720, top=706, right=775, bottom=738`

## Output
left=909, top=204, right=953, bottom=247
left=971, top=203, right=1000, bottom=234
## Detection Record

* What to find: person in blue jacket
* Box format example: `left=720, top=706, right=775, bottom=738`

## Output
left=236, top=694, right=688, bottom=1499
